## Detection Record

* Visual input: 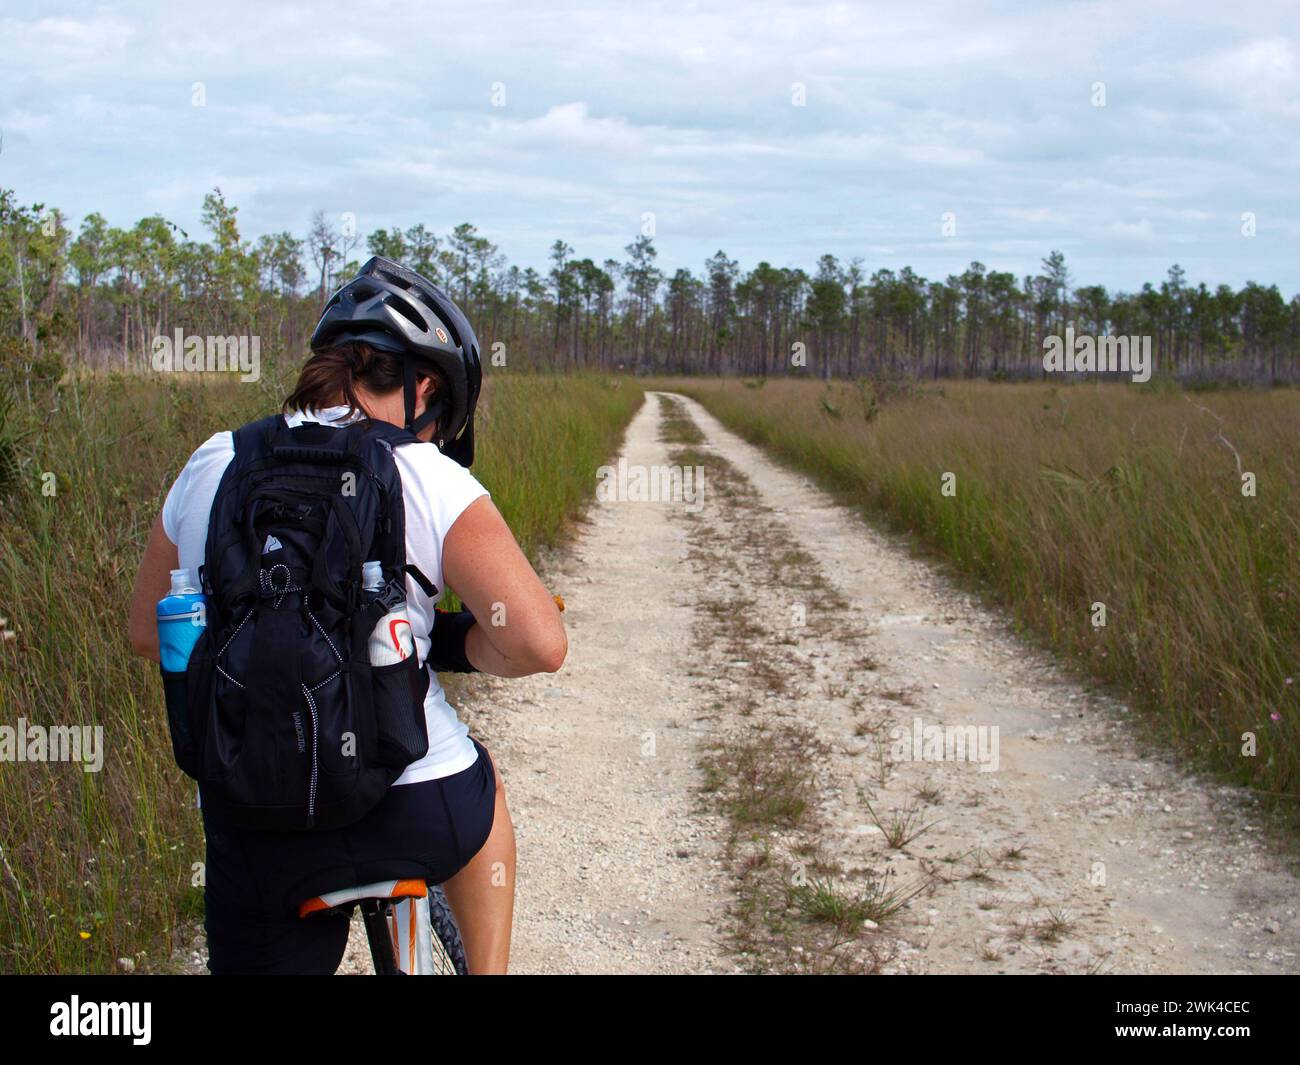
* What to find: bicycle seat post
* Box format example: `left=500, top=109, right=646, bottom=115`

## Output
left=360, top=898, right=400, bottom=975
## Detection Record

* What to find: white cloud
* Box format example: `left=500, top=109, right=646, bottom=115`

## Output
left=4, top=13, right=136, bottom=54
left=1107, top=219, right=1156, bottom=239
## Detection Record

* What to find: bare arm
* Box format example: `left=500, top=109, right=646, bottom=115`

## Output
left=441, top=496, right=567, bottom=677
left=129, top=513, right=180, bottom=663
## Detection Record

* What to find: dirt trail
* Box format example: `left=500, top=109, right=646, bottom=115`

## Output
left=339, top=389, right=1298, bottom=974
left=451, top=392, right=734, bottom=974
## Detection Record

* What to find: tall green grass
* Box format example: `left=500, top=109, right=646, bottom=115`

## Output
left=669, top=378, right=1299, bottom=804
left=473, top=373, right=642, bottom=567
left=0, top=369, right=639, bottom=973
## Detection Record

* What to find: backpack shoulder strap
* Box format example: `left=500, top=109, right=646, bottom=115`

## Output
left=359, top=419, right=422, bottom=451
left=198, top=413, right=282, bottom=608
left=231, top=413, right=284, bottom=468
left=350, top=420, right=439, bottom=600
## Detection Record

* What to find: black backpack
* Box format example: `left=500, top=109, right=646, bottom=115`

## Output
left=161, top=413, right=437, bottom=831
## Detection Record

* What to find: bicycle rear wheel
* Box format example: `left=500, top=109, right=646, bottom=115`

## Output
left=427, top=884, right=468, bottom=975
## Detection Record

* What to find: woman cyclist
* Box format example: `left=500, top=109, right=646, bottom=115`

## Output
left=128, top=257, right=566, bottom=974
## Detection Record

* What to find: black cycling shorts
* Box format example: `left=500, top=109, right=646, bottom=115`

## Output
left=200, top=736, right=497, bottom=975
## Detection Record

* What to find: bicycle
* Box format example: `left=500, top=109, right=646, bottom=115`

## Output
left=298, top=879, right=468, bottom=975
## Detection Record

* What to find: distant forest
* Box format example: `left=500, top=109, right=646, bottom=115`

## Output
left=2, top=187, right=1297, bottom=387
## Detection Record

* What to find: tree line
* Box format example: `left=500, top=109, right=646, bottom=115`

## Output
left=2, top=186, right=1297, bottom=392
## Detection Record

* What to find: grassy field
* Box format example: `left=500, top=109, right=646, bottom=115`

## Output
left=665, top=377, right=1299, bottom=807
left=0, top=368, right=639, bottom=974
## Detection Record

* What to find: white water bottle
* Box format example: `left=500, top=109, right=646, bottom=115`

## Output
left=362, top=560, right=414, bottom=667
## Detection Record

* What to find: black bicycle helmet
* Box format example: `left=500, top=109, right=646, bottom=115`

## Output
left=309, top=255, right=482, bottom=467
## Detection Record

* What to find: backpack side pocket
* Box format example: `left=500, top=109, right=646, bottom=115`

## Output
left=370, top=655, right=430, bottom=770
left=164, top=627, right=213, bottom=781
left=160, top=666, right=197, bottom=779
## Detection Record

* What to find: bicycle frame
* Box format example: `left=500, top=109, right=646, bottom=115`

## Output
left=361, top=892, right=437, bottom=974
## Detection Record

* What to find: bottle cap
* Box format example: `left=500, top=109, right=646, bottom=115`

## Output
left=169, top=568, right=198, bottom=595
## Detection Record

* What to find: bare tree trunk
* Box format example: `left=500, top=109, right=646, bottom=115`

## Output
left=16, top=245, right=30, bottom=347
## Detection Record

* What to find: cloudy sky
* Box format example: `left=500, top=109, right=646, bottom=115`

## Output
left=2, top=0, right=1297, bottom=293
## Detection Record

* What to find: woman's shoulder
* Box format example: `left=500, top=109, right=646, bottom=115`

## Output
left=176, top=429, right=235, bottom=473
left=162, top=430, right=236, bottom=543
left=198, top=428, right=236, bottom=453
left=391, top=442, right=490, bottom=528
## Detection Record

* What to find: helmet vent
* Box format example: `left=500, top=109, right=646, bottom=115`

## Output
left=384, top=295, right=426, bottom=330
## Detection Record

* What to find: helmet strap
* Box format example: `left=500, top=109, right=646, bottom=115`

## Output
left=403, top=360, right=444, bottom=439
left=442, top=417, right=474, bottom=467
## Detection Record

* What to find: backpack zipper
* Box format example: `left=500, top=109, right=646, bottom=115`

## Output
left=309, top=699, right=318, bottom=822
left=302, top=683, right=320, bottom=823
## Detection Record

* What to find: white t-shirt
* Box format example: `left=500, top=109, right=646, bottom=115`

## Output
left=161, top=406, right=489, bottom=784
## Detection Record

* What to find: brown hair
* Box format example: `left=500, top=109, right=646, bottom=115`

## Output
left=283, top=341, right=439, bottom=422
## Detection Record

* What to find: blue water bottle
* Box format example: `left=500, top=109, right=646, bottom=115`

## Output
left=157, top=568, right=206, bottom=672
